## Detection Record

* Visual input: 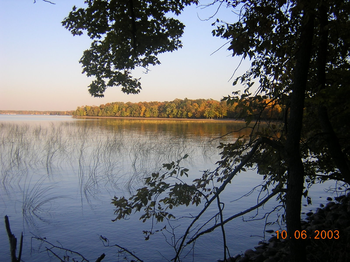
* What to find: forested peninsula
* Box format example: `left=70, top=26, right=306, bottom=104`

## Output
left=73, top=98, right=283, bottom=119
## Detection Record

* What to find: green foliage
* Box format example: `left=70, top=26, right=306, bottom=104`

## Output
left=213, top=0, right=350, bottom=184
left=112, top=154, right=203, bottom=226
left=63, top=0, right=198, bottom=97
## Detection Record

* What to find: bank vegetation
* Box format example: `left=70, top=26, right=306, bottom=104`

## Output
left=73, top=98, right=283, bottom=120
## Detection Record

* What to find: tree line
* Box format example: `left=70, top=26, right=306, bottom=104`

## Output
left=73, top=98, right=283, bottom=120
left=0, top=110, right=73, bottom=115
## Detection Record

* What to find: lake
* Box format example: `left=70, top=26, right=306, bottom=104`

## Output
left=0, top=115, right=340, bottom=261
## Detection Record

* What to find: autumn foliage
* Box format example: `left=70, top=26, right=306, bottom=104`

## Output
left=73, top=98, right=283, bottom=120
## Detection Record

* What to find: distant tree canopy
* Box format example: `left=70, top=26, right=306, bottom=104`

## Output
left=73, top=98, right=283, bottom=119
left=0, top=110, right=73, bottom=116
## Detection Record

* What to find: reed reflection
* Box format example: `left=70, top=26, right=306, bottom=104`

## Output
left=1, top=119, right=249, bottom=223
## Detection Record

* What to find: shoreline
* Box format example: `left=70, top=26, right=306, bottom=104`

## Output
left=73, top=115, right=247, bottom=123
left=224, top=193, right=350, bottom=262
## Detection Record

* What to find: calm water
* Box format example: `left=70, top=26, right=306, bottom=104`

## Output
left=0, top=115, right=340, bottom=261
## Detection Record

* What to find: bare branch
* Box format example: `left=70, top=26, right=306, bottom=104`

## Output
left=5, top=215, right=23, bottom=262
left=96, top=253, right=106, bottom=262
left=33, top=0, right=56, bottom=4
left=18, top=233, right=23, bottom=262
left=32, top=236, right=91, bottom=261
left=229, top=183, right=265, bottom=203
left=209, top=40, right=230, bottom=56
left=112, top=243, right=144, bottom=262
left=99, top=235, right=143, bottom=262
left=209, top=126, right=251, bottom=142
left=187, top=186, right=284, bottom=244
left=216, top=188, right=230, bottom=260
left=198, top=0, right=224, bottom=21
left=45, top=248, right=65, bottom=262
left=228, top=55, right=245, bottom=82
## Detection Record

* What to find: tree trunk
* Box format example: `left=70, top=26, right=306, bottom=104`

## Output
left=285, top=8, right=315, bottom=262
left=317, top=106, right=350, bottom=184
left=316, top=2, right=350, bottom=184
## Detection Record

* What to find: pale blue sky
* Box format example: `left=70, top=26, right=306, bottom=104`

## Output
left=0, top=0, right=249, bottom=111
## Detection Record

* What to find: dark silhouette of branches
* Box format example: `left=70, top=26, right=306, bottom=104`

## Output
left=216, top=188, right=231, bottom=260
left=187, top=185, right=284, bottom=245
left=99, top=235, right=144, bottom=262
left=32, top=235, right=105, bottom=262
left=174, top=137, right=269, bottom=260
left=5, top=215, right=23, bottom=262
left=33, top=0, right=55, bottom=4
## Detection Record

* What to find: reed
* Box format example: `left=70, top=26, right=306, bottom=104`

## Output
left=20, top=177, right=62, bottom=227
left=1, top=120, right=221, bottom=211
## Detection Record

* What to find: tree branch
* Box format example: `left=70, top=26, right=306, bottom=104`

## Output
left=315, top=1, right=350, bottom=185
left=99, top=235, right=143, bottom=262
left=187, top=185, right=284, bottom=244
left=32, top=236, right=101, bottom=262
left=174, top=137, right=266, bottom=261
left=216, top=188, right=230, bottom=260
left=33, top=0, right=56, bottom=4
left=128, top=0, right=138, bottom=56
left=112, top=243, right=144, bottom=262
left=5, top=215, right=23, bottom=262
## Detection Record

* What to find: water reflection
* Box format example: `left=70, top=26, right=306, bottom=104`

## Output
left=0, top=116, right=257, bottom=261
left=0, top=118, right=247, bottom=219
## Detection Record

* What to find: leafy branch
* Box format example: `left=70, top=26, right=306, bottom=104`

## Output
left=112, top=154, right=203, bottom=227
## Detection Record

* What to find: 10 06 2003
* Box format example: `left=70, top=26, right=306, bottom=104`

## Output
left=275, top=230, right=339, bottom=240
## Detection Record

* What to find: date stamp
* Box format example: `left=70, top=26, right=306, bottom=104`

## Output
left=275, top=230, right=339, bottom=240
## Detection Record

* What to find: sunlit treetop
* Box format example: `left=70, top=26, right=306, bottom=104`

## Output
left=62, top=0, right=198, bottom=97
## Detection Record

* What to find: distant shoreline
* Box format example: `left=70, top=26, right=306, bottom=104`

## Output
left=73, top=115, right=246, bottom=123
left=0, top=111, right=73, bottom=116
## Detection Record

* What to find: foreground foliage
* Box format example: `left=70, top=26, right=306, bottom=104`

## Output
left=62, top=0, right=198, bottom=97
left=64, top=0, right=350, bottom=261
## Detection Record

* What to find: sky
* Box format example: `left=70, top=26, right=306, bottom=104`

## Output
left=0, top=0, right=250, bottom=111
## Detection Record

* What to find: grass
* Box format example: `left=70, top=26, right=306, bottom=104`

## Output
left=20, top=176, right=63, bottom=227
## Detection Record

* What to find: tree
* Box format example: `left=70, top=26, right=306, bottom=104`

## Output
left=215, top=1, right=349, bottom=260
left=64, top=1, right=350, bottom=261
left=62, top=0, right=197, bottom=97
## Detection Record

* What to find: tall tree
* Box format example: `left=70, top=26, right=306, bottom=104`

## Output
left=64, top=1, right=350, bottom=261
left=215, top=1, right=349, bottom=260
